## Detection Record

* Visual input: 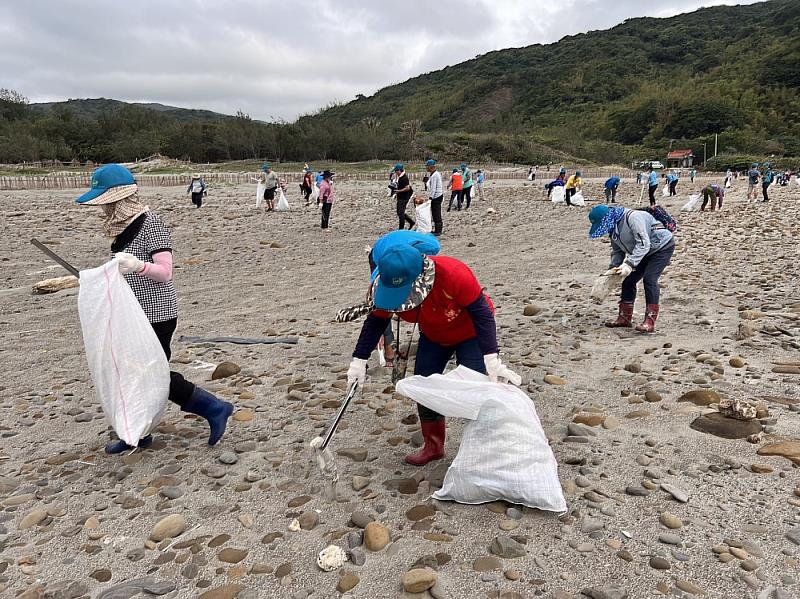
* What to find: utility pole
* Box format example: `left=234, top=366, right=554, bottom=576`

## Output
left=714, top=133, right=718, bottom=157
left=703, top=143, right=707, bottom=167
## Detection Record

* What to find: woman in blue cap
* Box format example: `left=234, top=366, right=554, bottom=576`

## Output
left=76, top=164, right=234, bottom=453
left=588, top=204, right=674, bottom=333
left=345, top=246, right=520, bottom=466
left=392, top=163, right=415, bottom=230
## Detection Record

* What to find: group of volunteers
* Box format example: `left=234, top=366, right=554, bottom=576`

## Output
left=72, top=155, right=713, bottom=466
left=544, top=167, right=584, bottom=206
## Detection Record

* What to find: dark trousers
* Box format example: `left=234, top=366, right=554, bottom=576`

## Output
left=301, top=184, right=311, bottom=201
left=701, top=190, right=721, bottom=210
left=462, top=185, right=472, bottom=209
left=762, top=182, right=770, bottom=202
left=648, top=184, right=657, bottom=206
left=396, top=197, right=415, bottom=229
left=191, top=192, right=203, bottom=208
left=430, top=195, right=443, bottom=236
left=669, top=181, right=678, bottom=196
left=151, top=319, right=195, bottom=407
left=321, top=202, right=332, bottom=228
left=565, top=187, right=576, bottom=206
left=448, top=190, right=462, bottom=211
left=620, top=241, right=675, bottom=306
left=413, top=334, right=486, bottom=421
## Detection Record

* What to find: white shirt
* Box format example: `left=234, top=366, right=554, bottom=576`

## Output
left=427, top=170, right=443, bottom=199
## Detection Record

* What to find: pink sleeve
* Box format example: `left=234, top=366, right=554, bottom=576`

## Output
left=140, top=250, right=173, bottom=283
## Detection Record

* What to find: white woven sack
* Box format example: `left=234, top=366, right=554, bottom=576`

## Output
left=681, top=193, right=701, bottom=212
left=571, top=191, right=586, bottom=206
left=397, top=366, right=566, bottom=512
left=277, top=188, right=290, bottom=211
left=550, top=185, right=566, bottom=204
left=78, top=259, right=169, bottom=446
left=662, top=183, right=670, bottom=197
left=415, top=201, right=432, bottom=233
left=255, top=181, right=266, bottom=208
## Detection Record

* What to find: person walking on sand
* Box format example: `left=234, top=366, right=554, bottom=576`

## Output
left=425, top=159, right=444, bottom=237
left=345, top=245, right=520, bottom=466
left=761, top=162, right=775, bottom=202
left=565, top=170, right=583, bottom=206
left=647, top=165, right=658, bottom=206
left=460, top=163, right=474, bottom=210
left=724, top=168, right=733, bottom=188
left=187, top=174, right=207, bottom=208
left=76, top=164, right=234, bottom=453
left=747, top=163, right=761, bottom=203
left=690, top=168, right=696, bottom=183
left=319, top=169, right=335, bottom=230
left=301, top=167, right=314, bottom=205
left=604, top=176, right=620, bottom=203
left=392, top=163, right=415, bottom=230
left=257, top=163, right=279, bottom=212
left=475, top=169, right=485, bottom=201
left=701, top=183, right=725, bottom=211
left=447, top=168, right=463, bottom=212
left=588, top=204, right=675, bottom=333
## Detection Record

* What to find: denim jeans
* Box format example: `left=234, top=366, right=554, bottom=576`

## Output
left=413, top=334, right=486, bottom=421
left=620, top=241, right=675, bottom=306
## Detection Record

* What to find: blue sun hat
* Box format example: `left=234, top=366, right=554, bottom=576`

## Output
left=588, top=205, right=625, bottom=238
left=76, top=164, right=138, bottom=204
left=425, top=159, right=436, bottom=167
left=261, top=162, right=270, bottom=171
left=393, top=163, right=404, bottom=172
left=372, top=244, right=435, bottom=311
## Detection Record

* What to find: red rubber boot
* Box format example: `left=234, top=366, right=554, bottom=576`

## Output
left=635, top=304, right=660, bottom=333
left=605, top=302, right=634, bottom=328
left=405, top=419, right=446, bottom=466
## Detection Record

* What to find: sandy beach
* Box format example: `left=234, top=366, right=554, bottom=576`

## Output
left=1, top=175, right=798, bottom=599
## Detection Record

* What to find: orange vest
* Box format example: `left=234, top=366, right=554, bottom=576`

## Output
left=450, top=173, right=463, bottom=190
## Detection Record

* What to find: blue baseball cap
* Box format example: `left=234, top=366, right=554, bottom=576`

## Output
left=373, top=244, right=424, bottom=311
left=460, top=163, right=466, bottom=169
left=76, top=164, right=137, bottom=204
left=392, top=163, right=404, bottom=172
left=425, top=159, right=436, bottom=166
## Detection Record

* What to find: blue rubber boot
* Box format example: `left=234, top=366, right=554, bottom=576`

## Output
left=105, top=434, right=153, bottom=454
left=182, top=387, right=234, bottom=446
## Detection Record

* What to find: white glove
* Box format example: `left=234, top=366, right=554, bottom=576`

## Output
left=116, top=252, right=144, bottom=274
left=612, top=263, right=633, bottom=278
left=347, top=358, right=368, bottom=386
left=484, top=353, right=522, bottom=386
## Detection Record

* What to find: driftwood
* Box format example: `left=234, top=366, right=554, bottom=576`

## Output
left=32, top=275, right=79, bottom=295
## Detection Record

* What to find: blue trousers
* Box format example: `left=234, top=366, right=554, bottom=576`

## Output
left=413, top=333, right=486, bottom=421
left=620, top=242, right=675, bottom=305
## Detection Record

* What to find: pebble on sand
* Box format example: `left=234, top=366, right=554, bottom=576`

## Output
left=402, top=568, right=437, bottom=593
left=149, top=514, right=187, bottom=542
left=211, top=361, right=241, bottom=380
left=364, top=521, right=390, bottom=551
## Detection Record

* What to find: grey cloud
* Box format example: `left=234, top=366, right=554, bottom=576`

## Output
left=0, top=0, right=761, bottom=121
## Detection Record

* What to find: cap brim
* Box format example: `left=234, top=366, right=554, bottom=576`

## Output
left=78, top=184, right=138, bottom=205
left=371, top=257, right=435, bottom=312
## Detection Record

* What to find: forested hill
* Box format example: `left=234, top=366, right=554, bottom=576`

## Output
left=29, top=98, right=233, bottom=123
left=298, top=0, right=800, bottom=163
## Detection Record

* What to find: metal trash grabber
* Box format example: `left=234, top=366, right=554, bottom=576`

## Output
left=309, top=380, right=360, bottom=476
left=30, top=238, right=80, bottom=277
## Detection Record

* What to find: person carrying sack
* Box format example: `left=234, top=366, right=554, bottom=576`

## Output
left=425, top=159, right=444, bottom=236
left=588, top=204, right=675, bottom=334
left=346, top=245, right=520, bottom=466
left=76, top=164, right=234, bottom=453
left=258, top=163, right=279, bottom=212
left=187, top=174, right=206, bottom=208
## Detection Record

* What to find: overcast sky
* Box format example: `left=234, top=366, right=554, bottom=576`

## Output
left=0, top=0, right=762, bottom=122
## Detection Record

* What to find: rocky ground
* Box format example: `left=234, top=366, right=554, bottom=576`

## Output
left=0, top=175, right=799, bottom=599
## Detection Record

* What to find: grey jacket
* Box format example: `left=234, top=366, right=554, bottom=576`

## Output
left=609, top=209, right=674, bottom=268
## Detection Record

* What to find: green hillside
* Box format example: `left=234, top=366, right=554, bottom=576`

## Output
left=0, top=0, right=797, bottom=166
left=299, top=0, right=800, bottom=164
left=29, top=98, right=234, bottom=123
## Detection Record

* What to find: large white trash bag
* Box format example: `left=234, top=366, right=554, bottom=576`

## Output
left=415, top=200, right=433, bottom=234
left=570, top=191, right=586, bottom=206
left=550, top=186, right=566, bottom=204
left=397, top=366, right=566, bottom=512
left=78, top=259, right=169, bottom=447
left=277, top=188, right=290, bottom=211
left=681, top=193, right=702, bottom=212
left=255, top=181, right=266, bottom=208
